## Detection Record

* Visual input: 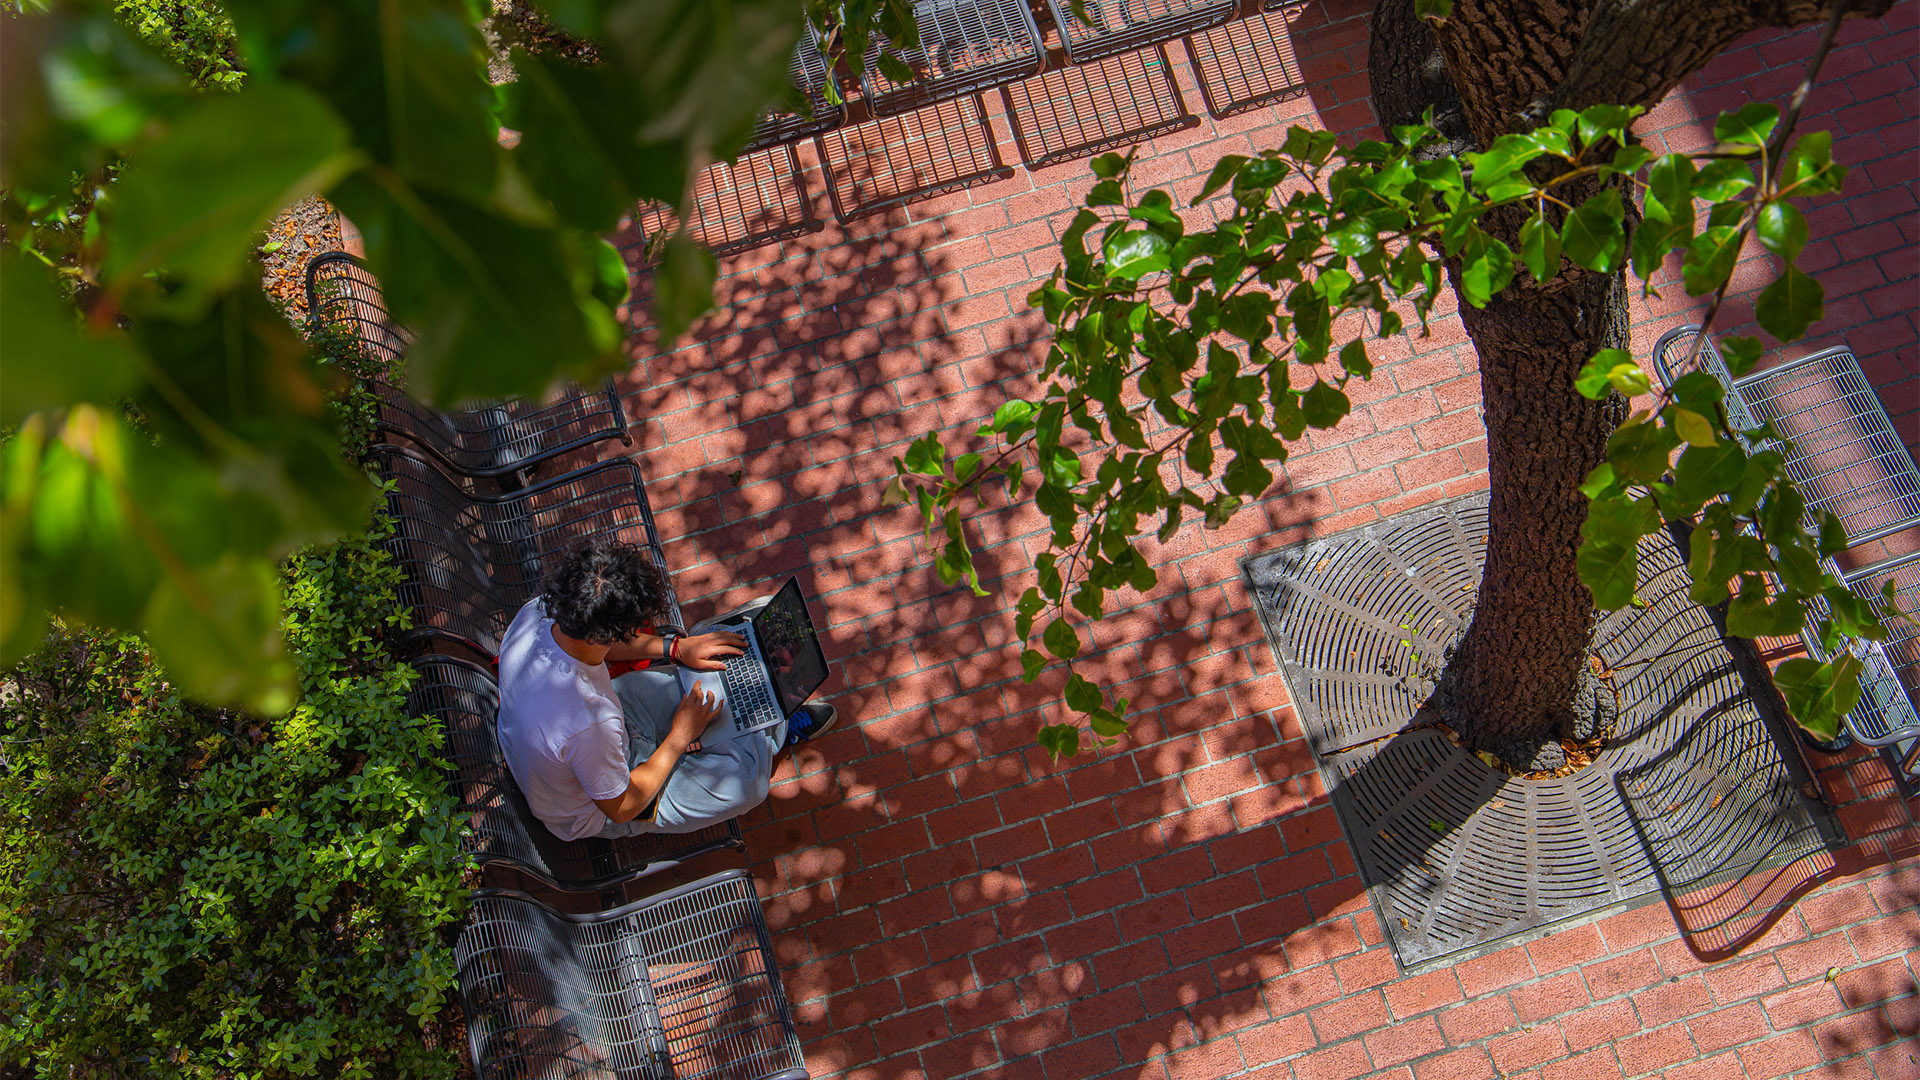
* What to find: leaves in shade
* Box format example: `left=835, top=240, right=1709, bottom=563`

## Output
left=1755, top=266, right=1824, bottom=343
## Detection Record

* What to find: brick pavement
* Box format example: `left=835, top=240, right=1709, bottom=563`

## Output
left=611, top=5, right=1920, bottom=1078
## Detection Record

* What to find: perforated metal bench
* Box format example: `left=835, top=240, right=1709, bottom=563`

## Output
left=456, top=869, right=808, bottom=1080
left=1800, top=552, right=1920, bottom=787
left=1047, top=0, right=1236, bottom=65
left=374, top=444, right=682, bottom=655
left=858, top=0, right=1043, bottom=116
left=306, top=252, right=633, bottom=484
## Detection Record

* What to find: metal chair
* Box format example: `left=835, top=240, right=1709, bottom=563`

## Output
left=1800, top=551, right=1920, bottom=788
left=456, top=869, right=810, bottom=1080
left=858, top=0, right=1043, bottom=117
left=374, top=444, right=682, bottom=656
left=306, top=251, right=634, bottom=484
left=1650, top=327, right=1920, bottom=547
left=741, top=34, right=843, bottom=153
left=1047, top=0, right=1236, bottom=65
left=408, top=656, right=744, bottom=892
left=1000, top=43, right=1198, bottom=169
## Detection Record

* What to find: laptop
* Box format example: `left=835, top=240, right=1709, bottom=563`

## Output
left=677, top=577, right=830, bottom=753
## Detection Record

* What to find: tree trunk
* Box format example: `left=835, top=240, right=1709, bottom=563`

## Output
left=1366, top=0, right=1888, bottom=768
left=1370, top=0, right=1628, bottom=770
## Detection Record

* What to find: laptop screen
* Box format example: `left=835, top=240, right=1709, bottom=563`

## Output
left=752, top=577, right=829, bottom=719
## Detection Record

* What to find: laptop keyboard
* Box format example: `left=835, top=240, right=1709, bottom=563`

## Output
left=721, top=651, right=779, bottom=731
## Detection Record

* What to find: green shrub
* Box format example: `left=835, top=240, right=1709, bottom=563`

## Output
left=0, top=489, right=467, bottom=1076
left=113, top=0, right=245, bottom=92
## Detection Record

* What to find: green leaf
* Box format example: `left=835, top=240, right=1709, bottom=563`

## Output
left=1780, top=130, right=1847, bottom=196
left=1301, top=380, right=1350, bottom=429
left=0, top=251, right=139, bottom=427
left=1673, top=439, right=1748, bottom=505
left=1672, top=408, right=1718, bottom=447
left=1196, top=154, right=1249, bottom=204
left=1091, top=151, right=1131, bottom=178
left=1414, top=0, right=1452, bottom=16
left=1038, top=723, right=1082, bottom=759
left=1457, top=230, right=1515, bottom=307
left=1755, top=202, right=1808, bottom=263
left=1087, top=179, right=1125, bottom=207
left=1754, top=266, right=1824, bottom=343
left=1607, top=415, right=1678, bottom=483
left=1043, top=617, right=1081, bottom=661
left=1021, top=648, right=1048, bottom=682
left=1646, top=154, right=1697, bottom=239
left=1065, top=673, right=1101, bottom=713
left=1559, top=188, right=1625, bottom=272
left=1690, top=159, right=1755, bottom=201
left=1720, top=336, right=1764, bottom=378
left=1713, top=103, right=1779, bottom=148
left=1773, top=656, right=1860, bottom=741
left=652, top=230, right=719, bottom=346
left=1103, top=229, right=1172, bottom=280
left=105, top=82, right=359, bottom=313
left=1578, top=540, right=1638, bottom=610
left=1726, top=585, right=1808, bottom=639
left=1574, top=349, right=1650, bottom=400
left=1339, top=339, right=1372, bottom=379
left=1682, top=225, right=1743, bottom=295
left=1520, top=210, right=1562, bottom=283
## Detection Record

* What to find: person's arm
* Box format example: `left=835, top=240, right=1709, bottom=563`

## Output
left=591, top=686, right=722, bottom=823
left=605, top=629, right=747, bottom=671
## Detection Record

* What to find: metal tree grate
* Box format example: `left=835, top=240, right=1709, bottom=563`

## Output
left=1001, top=44, right=1198, bottom=169
left=815, top=95, right=1013, bottom=222
left=1652, top=328, right=1920, bottom=548
left=859, top=0, right=1043, bottom=116
left=1046, top=0, right=1236, bottom=64
left=1243, top=493, right=1837, bottom=967
left=1181, top=4, right=1309, bottom=119
left=1803, top=551, right=1920, bottom=790
left=638, top=145, right=822, bottom=259
left=306, top=250, right=411, bottom=365
left=742, top=34, right=843, bottom=152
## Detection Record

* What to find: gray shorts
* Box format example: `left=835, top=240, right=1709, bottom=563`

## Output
left=596, top=662, right=774, bottom=837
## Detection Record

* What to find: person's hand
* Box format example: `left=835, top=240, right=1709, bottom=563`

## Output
left=677, top=631, right=745, bottom=672
left=668, top=686, right=722, bottom=754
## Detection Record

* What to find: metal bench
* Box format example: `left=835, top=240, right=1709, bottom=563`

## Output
left=858, top=0, right=1043, bottom=117
left=408, top=655, right=743, bottom=892
left=374, top=444, right=682, bottom=656
left=307, top=252, right=633, bottom=485
left=1800, top=552, right=1920, bottom=790
left=1651, top=328, right=1920, bottom=547
left=1047, top=0, right=1236, bottom=65
left=456, top=869, right=809, bottom=1080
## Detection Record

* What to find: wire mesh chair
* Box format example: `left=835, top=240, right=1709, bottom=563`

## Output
left=1047, top=0, right=1237, bottom=65
left=457, top=869, right=810, bottom=1080
left=1181, top=4, right=1309, bottom=119
left=1651, top=328, right=1920, bottom=547
left=637, top=145, right=823, bottom=259
left=815, top=95, right=1014, bottom=222
left=1799, top=552, right=1920, bottom=786
left=742, top=33, right=844, bottom=152
left=1001, top=43, right=1197, bottom=168
left=375, top=444, right=682, bottom=656
left=858, top=0, right=1043, bottom=116
left=306, top=251, right=635, bottom=483
left=408, top=656, right=745, bottom=892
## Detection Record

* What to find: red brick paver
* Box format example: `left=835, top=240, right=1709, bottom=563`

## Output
left=614, top=4, right=1920, bottom=1078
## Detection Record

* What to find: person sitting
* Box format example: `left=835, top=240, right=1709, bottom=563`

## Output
left=495, top=538, right=835, bottom=841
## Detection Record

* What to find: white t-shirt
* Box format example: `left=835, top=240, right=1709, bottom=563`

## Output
left=495, top=599, right=631, bottom=841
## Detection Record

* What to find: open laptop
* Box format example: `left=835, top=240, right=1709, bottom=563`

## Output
left=677, top=577, right=830, bottom=753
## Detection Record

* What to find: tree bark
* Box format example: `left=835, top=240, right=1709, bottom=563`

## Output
left=1365, top=0, right=1888, bottom=769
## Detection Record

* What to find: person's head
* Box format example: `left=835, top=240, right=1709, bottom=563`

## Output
left=540, top=539, right=670, bottom=644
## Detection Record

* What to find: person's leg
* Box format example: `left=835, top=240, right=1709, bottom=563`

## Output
left=609, top=667, right=684, bottom=767
left=607, top=665, right=774, bottom=834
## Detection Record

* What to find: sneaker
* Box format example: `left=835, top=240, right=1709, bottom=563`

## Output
left=782, top=701, right=838, bottom=751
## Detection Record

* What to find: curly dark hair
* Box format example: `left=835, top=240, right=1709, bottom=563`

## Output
left=540, top=539, right=670, bottom=644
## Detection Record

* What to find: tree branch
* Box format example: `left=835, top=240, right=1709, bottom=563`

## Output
left=1547, top=0, right=1891, bottom=121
